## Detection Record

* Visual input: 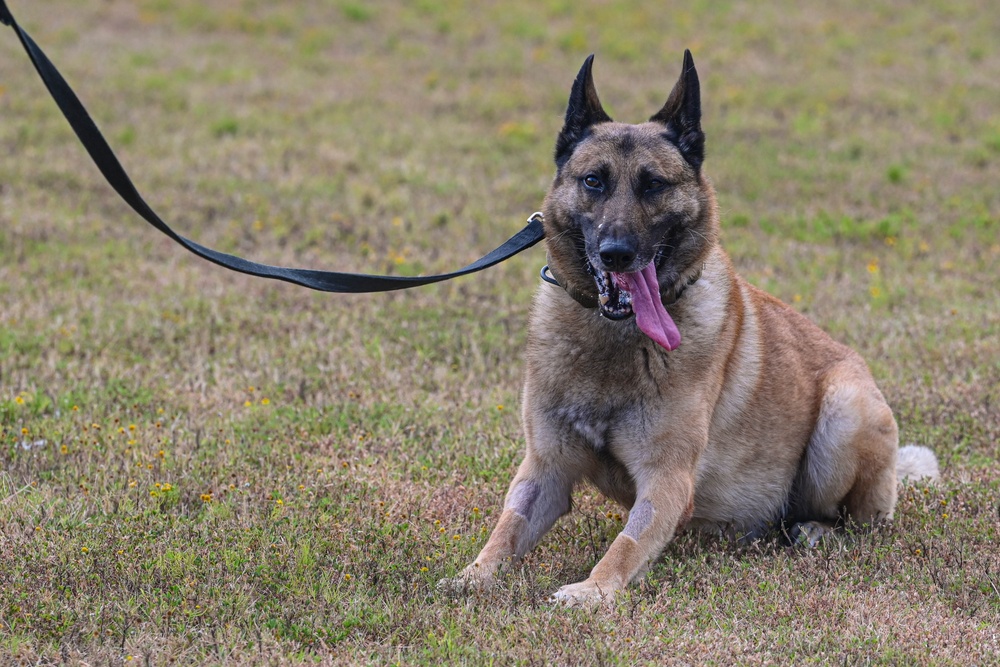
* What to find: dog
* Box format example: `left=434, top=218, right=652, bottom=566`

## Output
left=440, top=51, right=939, bottom=606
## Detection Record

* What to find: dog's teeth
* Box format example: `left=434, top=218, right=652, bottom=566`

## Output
left=599, top=294, right=610, bottom=305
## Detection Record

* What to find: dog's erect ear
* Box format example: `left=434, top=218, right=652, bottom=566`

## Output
left=650, top=50, right=704, bottom=170
left=555, top=54, right=613, bottom=167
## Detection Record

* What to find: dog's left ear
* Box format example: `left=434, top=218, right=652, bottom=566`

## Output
left=650, top=50, right=704, bottom=170
left=555, top=54, right=613, bottom=167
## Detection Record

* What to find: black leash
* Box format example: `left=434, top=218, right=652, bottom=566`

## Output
left=0, top=2, right=545, bottom=293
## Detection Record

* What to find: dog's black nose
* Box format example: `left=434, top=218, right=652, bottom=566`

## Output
left=598, top=240, right=636, bottom=272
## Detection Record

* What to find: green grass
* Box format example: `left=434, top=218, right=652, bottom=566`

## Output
left=1, top=0, right=998, bottom=664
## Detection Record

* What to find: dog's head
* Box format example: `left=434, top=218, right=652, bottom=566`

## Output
left=542, top=51, right=719, bottom=349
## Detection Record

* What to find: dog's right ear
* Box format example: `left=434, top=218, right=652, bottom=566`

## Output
left=555, top=54, right=613, bottom=167
left=650, top=50, right=704, bottom=170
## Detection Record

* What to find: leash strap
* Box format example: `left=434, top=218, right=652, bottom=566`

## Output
left=0, top=2, right=545, bottom=293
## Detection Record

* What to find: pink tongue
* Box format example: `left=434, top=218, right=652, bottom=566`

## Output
left=614, top=263, right=681, bottom=351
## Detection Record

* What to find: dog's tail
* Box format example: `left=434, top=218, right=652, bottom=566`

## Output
left=896, top=445, right=940, bottom=483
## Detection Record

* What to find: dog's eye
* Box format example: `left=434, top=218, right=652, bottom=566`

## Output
left=645, top=179, right=667, bottom=194
left=582, top=175, right=604, bottom=191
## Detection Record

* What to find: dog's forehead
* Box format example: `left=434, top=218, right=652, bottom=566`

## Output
left=572, top=123, right=690, bottom=174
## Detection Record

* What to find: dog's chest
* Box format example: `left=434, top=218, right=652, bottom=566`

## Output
left=529, top=329, right=670, bottom=454
left=538, top=398, right=659, bottom=471
left=550, top=403, right=616, bottom=451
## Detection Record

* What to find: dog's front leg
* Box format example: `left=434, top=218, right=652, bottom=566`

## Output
left=439, top=451, right=579, bottom=594
left=553, top=465, right=696, bottom=606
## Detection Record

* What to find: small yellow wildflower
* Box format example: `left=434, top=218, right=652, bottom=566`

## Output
left=129, top=424, right=136, bottom=431
left=867, top=259, right=879, bottom=274
left=244, top=400, right=252, bottom=407
left=71, top=405, right=79, bottom=411
left=21, top=427, right=29, bottom=435
left=869, top=286, right=881, bottom=298
left=14, top=396, right=24, bottom=405
left=200, top=493, right=212, bottom=502
left=260, top=398, right=270, bottom=405
left=161, top=483, right=172, bottom=492
left=81, top=547, right=89, bottom=554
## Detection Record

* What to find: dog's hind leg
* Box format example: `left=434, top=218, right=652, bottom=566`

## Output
left=796, top=366, right=900, bottom=531
left=438, top=450, right=582, bottom=594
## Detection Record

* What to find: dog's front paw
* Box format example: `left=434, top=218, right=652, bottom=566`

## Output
left=551, top=578, right=615, bottom=607
left=437, top=564, right=496, bottom=597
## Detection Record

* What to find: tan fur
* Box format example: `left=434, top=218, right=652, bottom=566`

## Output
left=439, top=53, right=938, bottom=605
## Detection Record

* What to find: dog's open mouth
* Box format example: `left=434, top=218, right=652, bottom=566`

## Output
left=587, top=258, right=682, bottom=351
left=588, top=263, right=633, bottom=320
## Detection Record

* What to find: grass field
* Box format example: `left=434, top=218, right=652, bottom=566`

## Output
left=1, top=0, right=998, bottom=664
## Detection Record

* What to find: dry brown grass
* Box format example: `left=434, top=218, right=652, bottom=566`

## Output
left=1, top=0, right=998, bottom=664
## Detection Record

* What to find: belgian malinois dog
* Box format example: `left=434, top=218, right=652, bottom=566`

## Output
left=441, top=51, right=938, bottom=605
